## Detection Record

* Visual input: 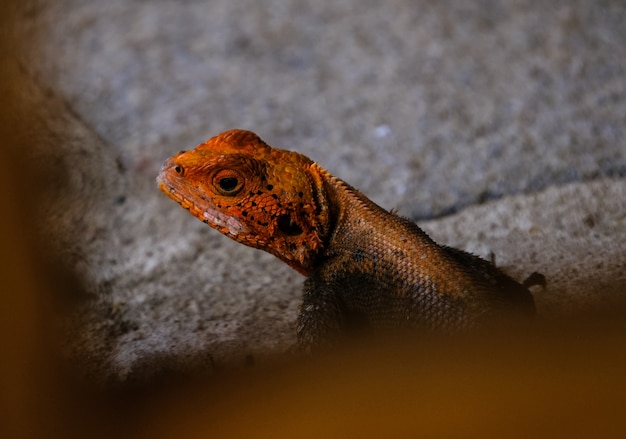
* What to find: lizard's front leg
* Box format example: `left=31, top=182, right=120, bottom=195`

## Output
left=296, top=278, right=347, bottom=351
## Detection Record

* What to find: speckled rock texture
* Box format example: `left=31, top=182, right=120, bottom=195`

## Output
left=5, top=0, right=625, bottom=381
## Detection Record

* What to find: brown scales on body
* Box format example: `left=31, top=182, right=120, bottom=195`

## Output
left=158, top=129, right=540, bottom=349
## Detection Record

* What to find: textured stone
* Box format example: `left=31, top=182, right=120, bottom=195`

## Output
left=7, top=0, right=625, bottom=380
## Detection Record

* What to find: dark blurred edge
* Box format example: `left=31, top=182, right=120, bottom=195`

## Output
left=0, top=2, right=84, bottom=439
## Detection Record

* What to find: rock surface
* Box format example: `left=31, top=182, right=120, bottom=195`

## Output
left=5, top=0, right=625, bottom=381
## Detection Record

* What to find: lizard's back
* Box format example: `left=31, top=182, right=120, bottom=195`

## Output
left=299, top=182, right=535, bottom=344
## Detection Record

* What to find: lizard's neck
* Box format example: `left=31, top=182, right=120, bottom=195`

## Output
left=313, top=164, right=398, bottom=251
left=314, top=163, right=440, bottom=262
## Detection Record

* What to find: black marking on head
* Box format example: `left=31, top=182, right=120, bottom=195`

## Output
left=277, top=214, right=304, bottom=236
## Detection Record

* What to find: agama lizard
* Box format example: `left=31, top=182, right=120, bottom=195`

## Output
left=157, top=129, right=538, bottom=349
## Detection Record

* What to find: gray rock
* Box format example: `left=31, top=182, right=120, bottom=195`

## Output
left=8, top=0, right=625, bottom=381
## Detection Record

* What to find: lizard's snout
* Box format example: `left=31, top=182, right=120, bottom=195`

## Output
left=156, top=157, right=181, bottom=193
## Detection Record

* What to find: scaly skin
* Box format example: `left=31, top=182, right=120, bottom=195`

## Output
left=158, top=129, right=536, bottom=349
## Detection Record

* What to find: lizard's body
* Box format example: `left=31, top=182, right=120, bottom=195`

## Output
left=158, top=130, right=536, bottom=348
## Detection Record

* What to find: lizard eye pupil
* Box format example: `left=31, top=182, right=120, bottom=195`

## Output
left=213, top=170, right=244, bottom=195
left=219, top=177, right=239, bottom=192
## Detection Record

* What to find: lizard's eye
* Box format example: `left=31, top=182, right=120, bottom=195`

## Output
left=213, top=169, right=244, bottom=196
left=219, top=177, right=238, bottom=191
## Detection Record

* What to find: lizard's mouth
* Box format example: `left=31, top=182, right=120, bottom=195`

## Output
left=157, top=172, right=249, bottom=237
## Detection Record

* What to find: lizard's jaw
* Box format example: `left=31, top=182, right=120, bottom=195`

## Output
left=200, top=203, right=250, bottom=236
left=157, top=171, right=249, bottom=237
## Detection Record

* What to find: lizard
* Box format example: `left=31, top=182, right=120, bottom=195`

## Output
left=157, top=129, right=540, bottom=349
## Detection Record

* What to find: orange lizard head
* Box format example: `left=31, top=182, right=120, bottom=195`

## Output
left=157, top=129, right=331, bottom=275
